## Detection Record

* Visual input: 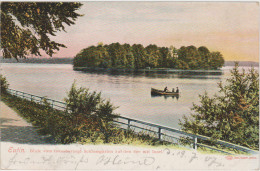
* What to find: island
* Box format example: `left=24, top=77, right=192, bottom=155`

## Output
left=73, top=43, right=224, bottom=70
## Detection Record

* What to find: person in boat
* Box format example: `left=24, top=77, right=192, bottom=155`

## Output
left=176, top=87, right=179, bottom=93
left=164, top=86, right=168, bottom=92
left=172, top=88, right=175, bottom=93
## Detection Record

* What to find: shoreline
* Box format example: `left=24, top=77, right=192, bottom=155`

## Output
left=73, top=67, right=224, bottom=74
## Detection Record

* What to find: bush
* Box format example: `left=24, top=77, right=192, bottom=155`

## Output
left=179, top=63, right=259, bottom=150
left=64, top=81, right=118, bottom=120
left=1, top=74, right=9, bottom=93
left=64, top=82, right=120, bottom=142
left=2, top=92, right=168, bottom=145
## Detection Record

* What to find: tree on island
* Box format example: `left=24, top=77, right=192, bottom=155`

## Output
left=1, top=2, right=82, bottom=59
left=179, top=63, right=259, bottom=150
left=74, top=43, right=225, bottom=70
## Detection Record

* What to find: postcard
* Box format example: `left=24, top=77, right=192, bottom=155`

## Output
left=1, top=1, right=259, bottom=170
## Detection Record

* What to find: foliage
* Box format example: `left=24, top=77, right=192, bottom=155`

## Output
left=1, top=2, right=82, bottom=59
left=74, top=43, right=224, bottom=70
left=208, top=52, right=225, bottom=70
left=0, top=74, right=9, bottom=93
left=2, top=92, right=170, bottom=146
left=179, top=63, right=259, bottom=150
left=64, top=81, right=120, bottom=142
left=64, top=81, right=118, bottom=120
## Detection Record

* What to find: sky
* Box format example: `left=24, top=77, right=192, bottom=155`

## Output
left=50, top=2, right=259, bottom=62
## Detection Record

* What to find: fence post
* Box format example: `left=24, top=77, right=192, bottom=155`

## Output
left=52, top=100, right=54, bottom=109
left=193, top=136, right=197, bottom=150
left=127, top=119, right=131, bottom=130
left=158, top=127, right=161, bottom=140
left=31, top=95, right=33, bottom=101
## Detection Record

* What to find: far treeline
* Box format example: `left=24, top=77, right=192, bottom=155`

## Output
left=73, top=43, right=225, bottom=70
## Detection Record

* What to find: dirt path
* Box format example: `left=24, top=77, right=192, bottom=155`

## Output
left=0, top=101, right=55, bottom=144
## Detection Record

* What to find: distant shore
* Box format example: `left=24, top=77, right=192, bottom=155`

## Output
left=224, top=61, right=259, bottom=67
left=0, top=57, right=73, bottom=64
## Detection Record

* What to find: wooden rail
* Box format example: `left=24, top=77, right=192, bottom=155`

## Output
left=6, top=88, right=258, bottom=155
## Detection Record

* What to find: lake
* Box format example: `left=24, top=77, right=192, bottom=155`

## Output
left=1, top=63, right=257, bottom=128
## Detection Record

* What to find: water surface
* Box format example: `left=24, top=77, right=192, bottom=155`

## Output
left=1, top=63, right=256, bottom=128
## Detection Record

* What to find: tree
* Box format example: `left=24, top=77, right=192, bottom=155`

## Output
left=158, top=47, right=170, bottom=67
left=107, top=42, right=128, bottom=68
left=132, top=44, right=147, bottom=69
left=175, top=60, right=189, bottom=70
left=73, top=48, right=89, bottom=67
left=0, top=74, right=9, bottom=94
left=123, top=43, right=135, bottom=69
left=198, top=46, right=210, bottom=55
left=185, top=45, right=201, bottom=69
left=177, top=46, right=187, bottom=62
left=96, top=44, right=110, bottom=68
left=179, top=63, right=259, bottom=150
left=74, top=46, right=99, bottom=67
left=145, top=44, right=160, bottom=68
left=1, top=2, right=82, bottom=59
left=208, top=52, right=225, bottom=70
left=198, top=46, right=210, bottom=69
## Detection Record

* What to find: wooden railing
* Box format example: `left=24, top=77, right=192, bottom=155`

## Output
left=6, top=88, right=258, bottom=155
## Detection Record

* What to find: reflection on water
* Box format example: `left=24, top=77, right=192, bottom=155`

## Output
left=79, top=69, right=223, bottom=80
left=2, top=63, right=257, bottom=129
left=151, top=94, right=180, bottom=101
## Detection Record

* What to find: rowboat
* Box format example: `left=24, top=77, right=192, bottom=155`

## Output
left=151, top=88, right=179, bottom=96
